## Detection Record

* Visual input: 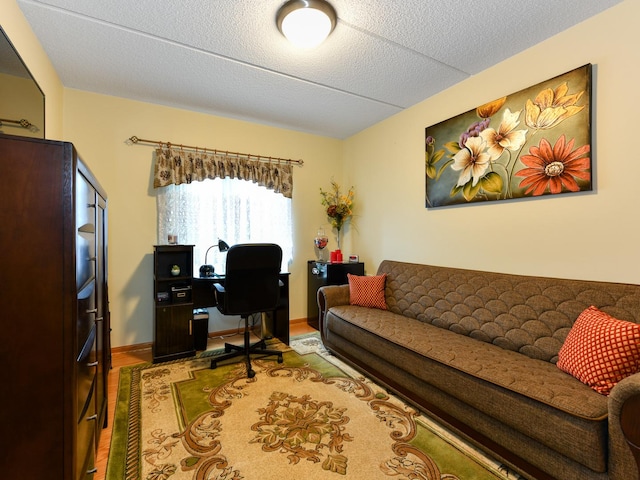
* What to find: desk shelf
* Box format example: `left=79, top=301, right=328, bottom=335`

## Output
left=153, top=245, right=195, bottom=363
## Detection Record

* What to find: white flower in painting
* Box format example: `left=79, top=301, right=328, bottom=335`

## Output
left=451, top=136, right=491, bottom=187
left=479, top=108, right=528, bottom=160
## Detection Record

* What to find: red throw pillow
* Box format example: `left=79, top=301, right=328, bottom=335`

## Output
left=557, top=306, right=640, bottom=395
left=347, top=273, right=387, bottom=310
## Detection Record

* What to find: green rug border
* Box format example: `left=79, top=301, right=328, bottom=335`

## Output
left=285, top=333, right=511, bottom=479
left=105, top=332, right=511, bottom=480
left=105, top=337, right=297, bottom=479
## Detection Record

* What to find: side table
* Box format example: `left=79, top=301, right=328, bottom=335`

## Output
left=307, top=260, right=364, bottom=329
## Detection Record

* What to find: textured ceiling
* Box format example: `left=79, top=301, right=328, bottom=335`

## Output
left=16, top=0, right=620, bottom=139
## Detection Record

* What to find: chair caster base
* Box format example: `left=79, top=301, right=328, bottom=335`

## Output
left=209, top=334, right=284, bottom=377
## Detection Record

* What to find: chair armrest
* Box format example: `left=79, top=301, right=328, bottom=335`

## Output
left=317, top=285, right=350, bottom=337
left=608, top=373, right=640, bottom=478
left=213, top=282, right=226, bottom=310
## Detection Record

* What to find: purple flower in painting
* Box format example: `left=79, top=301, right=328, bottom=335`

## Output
left=458, top=118, right=490, bottom=149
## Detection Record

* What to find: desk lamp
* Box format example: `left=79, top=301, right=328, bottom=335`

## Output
left=199, top=239, right=230, bottom=277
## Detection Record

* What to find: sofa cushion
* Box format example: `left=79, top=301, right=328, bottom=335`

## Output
left=376, top=260, right=640, bottom=363
left=327, top=305, right=607, bottom=418
left=557, top=306, right=640, bottom=395
left=325, top=305, right=609, bottom=472
left=347, top=273, right=387, bottom=310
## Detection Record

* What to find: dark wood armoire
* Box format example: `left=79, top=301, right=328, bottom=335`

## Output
left=0, top=133, right=110, bottom=479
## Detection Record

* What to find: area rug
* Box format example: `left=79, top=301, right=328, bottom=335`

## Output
left=106, top=333, right=522, bottom=480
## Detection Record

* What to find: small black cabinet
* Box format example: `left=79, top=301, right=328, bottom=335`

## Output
left=307, top=260, right=364, bottom=329
left=153, top=245, right=196, bottom=362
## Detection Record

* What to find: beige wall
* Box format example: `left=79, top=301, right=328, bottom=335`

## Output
left=62, top=90, right=342, bottom=347
left=345, top=0, right=640, bottom=286
left=0, top=73, right=42, bottom=138
left=1, top=0, right=63, bottom=137
left=5, top=0, right=639, bottom=347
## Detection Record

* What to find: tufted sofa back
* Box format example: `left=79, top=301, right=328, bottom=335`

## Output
left=377, top=260, right=640, bottom=363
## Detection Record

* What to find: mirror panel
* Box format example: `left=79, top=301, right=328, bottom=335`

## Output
left=0, top=25, right=45, bottom=138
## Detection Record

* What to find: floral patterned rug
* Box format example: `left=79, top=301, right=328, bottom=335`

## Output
left=106, top=334, right=521, bottom=479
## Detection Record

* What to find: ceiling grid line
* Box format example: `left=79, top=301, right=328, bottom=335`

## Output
left=15, top=0, right=622, bottom=139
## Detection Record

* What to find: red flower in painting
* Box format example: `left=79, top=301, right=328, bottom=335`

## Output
left=515, top=135, right=590, bottom=196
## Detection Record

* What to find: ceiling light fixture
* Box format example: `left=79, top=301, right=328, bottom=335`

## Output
left=276, top=0, right=337, bottom=49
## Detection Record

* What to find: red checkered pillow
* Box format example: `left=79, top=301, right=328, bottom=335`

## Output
left=557, top=306, right=640, bottom=395
left=347, top=273, right=387, bottom=310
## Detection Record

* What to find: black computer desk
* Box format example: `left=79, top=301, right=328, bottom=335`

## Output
left=191, top=273, right=291, bottom=345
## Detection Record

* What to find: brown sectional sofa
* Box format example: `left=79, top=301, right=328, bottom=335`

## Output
left=317, top=260, right=640, bottom=480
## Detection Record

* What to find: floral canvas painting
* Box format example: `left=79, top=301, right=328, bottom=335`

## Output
left=425, top=64, right=592, bottom=208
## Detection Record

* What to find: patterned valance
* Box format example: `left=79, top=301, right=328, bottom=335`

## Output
left=153, top=147, right=294, bottom=198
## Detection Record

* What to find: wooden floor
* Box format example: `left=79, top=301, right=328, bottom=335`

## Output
left=94, top=321, right=316, bottom=480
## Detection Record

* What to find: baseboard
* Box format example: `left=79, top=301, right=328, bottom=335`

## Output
left=111, top=342, right=153, bottom=355
left=110, top=317, right=310, bottom=355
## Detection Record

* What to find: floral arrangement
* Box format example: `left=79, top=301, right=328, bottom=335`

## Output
left=320, top=180, right=354, bottom=248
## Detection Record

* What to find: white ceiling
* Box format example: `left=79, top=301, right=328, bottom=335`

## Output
left=16, top=0, right=620, bottom=139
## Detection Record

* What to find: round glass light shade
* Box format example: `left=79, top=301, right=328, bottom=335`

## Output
left=277, top=0, right=337, bottom=48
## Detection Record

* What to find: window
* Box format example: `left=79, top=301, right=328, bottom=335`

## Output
left=157, top=178, right=293, bottom=274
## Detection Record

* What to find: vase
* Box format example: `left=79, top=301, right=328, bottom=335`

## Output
left=314, top=227, right=329, bottom=261
left=336, top=227, right=341, bottom=251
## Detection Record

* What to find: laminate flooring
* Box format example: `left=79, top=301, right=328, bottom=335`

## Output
left=94, top=321, right=316, bottom=480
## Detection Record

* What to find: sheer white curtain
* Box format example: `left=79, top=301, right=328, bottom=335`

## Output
left=157, top=177, right=293, bottom=274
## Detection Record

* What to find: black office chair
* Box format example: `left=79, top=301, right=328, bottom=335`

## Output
left=209, top=243, right=284, bottom=377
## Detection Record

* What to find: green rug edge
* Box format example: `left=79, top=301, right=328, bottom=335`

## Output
left=105, top=333, right=508, bottom=480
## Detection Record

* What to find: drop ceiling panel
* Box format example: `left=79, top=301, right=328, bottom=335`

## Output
left=16, top=0, right=622, bottom=138
left=19, top=0, right=468, bottom=108
left=17, top=1, right=400, bottom=138
left=335, top=0, right=621, bottom=73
